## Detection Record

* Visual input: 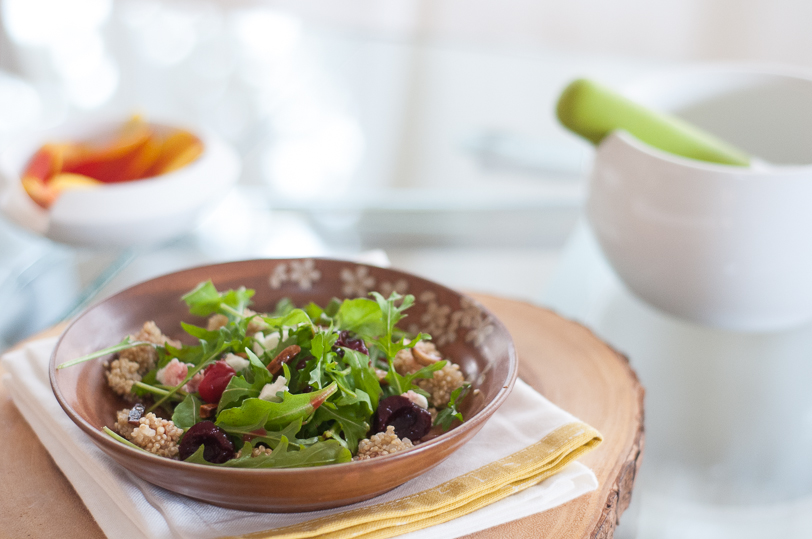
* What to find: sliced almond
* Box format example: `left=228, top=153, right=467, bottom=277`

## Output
left=199, top=403, right=218, bottom=419
left=412, top=345, right=442, bottom=366
left=267, top=345, right=301, bottom=375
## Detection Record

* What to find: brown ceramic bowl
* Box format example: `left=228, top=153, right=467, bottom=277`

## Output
left=50, top=259, right=518, bottom=512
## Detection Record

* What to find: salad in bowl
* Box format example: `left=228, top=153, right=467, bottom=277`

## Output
left=49, top=259, right=516, bottom=511
left=59, top=282, right=470, bottom=467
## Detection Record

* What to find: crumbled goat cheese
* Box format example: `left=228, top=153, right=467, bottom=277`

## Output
left=417, top=362, right=465, bottom=408
left=355, top=426, right=414, bottom=460
left=184, top=371, right=204, bottom=393
left=115, top=409, right=183, bottom=458
left=252, top=331, right=281, bottom=356
left=223, top=353, right=250, bottom=372
left=155, top=358, right=188, bottom=386
left=403, top=390, right=429, bottom=410
left=259, top=376, right=288, bottom=401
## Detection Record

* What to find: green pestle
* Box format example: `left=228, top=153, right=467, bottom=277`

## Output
left=556, top=78, right=751, bottom=167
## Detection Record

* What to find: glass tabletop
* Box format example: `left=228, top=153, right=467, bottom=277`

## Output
left=0, top=186, right=567, bottom=350
left=9, top=2, right=812, bottom=538
left=543, top=222, right=812, bottom=538
left=0, top=3, right=654, bottom=348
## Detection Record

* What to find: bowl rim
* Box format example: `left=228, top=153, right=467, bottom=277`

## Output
left=602, top=130, right=812, bottom=175
left=599, top=63, right=812, bottom=175
left=49, top=258, right=519, bottom=475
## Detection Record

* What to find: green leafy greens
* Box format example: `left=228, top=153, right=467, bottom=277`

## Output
left=68, top=281, right=472, bottom=468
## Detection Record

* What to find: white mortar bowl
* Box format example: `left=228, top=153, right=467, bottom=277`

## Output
left=587, top=66, right=812, bottom=331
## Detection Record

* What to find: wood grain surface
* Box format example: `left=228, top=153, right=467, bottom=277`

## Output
left=0, top=294, right=644, bottom=539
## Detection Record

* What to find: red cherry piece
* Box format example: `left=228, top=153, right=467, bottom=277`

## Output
left=336, top=330, right=369, bottom=356
left=198, top=360, right=236, bottom=404
left=178, top=421, right=235, bottom=463
left=373, top=395, right=432, bottom=442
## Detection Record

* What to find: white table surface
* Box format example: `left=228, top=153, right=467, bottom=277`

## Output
left=543, top=220, right=812, bottom=539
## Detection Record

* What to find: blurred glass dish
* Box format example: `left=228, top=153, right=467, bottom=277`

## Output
left=0, top=117, right=240, bottom=247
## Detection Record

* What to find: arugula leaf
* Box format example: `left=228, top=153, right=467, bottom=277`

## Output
left=56, top=336, right=155, bottom=369
left=314, top=402, right=369, bottom=453
left=369, top=292, right=424, bottom=361
left=335, top=388, right=373, bottom=416
left=342, top=348, right=382, bottom=411
left=384, top=359, right=447, bottom=397
left=217, top=418, right=315, bottom=450
left=216, top=376, right=258, bottom=414
left=132, top=381, right=185, bottom=402
left=281, top=363, right=292, bottom=384
left=271, top=298, right=296, bottom=317
left=164, top=342, right=202, bottom=366
left=103, top=427, right=148, bottom=452
left=244, top=348, right=274, bottom=386
left=308, top=330, right=338, bottom=389
left=303, top=302, right=324, bottom=322
left=184, top=437, right=351, bottom=468
left=215, top=383, right=337, bottom=431
left=336, top=298, right=385, bottom=338
left=133, top=369, right=158, bottom=398
left=434, top=382, right=472, bottom=430
left=324, top=298, right=342, bottom=318
left=172, top=394, right=203, bottom=430
left=182, top=281, right=254, bottom=318
left=180, top=322, right=220, bottom=341
left=262, top=309, right=313, bottom=332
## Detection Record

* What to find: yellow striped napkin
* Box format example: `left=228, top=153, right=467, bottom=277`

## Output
left=237, top=422, right=601, bottom=539
left=2, top=337, right=601, bottom=539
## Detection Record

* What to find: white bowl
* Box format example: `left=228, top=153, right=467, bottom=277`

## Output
left=0, top=119, right=240, bottom=247
left=587, top=66, right=812, bottom=331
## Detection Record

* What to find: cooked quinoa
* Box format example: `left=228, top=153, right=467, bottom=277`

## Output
left=107, top=321, right=179, bottom=396
left=393, top=348, right=420, bottom=375
left=119, top=321, right=181, bottom=372
left=106, top=358, right=142, bottom=396
left=236, top=445, right=274, bottom=459
left=115, top=409, right=183, bottom=458
left=354, top=426, right=414, bottom=460
left=81, top=287, right=474, bottom=468
left=393, top=340, right=441, bottom=375
left=392, top=341, right=462, bottom=408
left=207, top=313, right=228, bottom=331
left=417, top=362, right=465, bottom=408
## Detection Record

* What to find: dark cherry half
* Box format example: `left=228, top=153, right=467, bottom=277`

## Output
left=373, top=395, right=432, bottom=442
left=335, top=330, right=369, bottom=356
left=178, top=421, right=235, bottom=463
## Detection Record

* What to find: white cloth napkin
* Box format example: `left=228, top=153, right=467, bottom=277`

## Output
left=2, top=337, right=598, bottom=539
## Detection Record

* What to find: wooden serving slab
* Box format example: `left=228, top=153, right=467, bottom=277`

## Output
left=0, top=294, right=644, bottom=539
